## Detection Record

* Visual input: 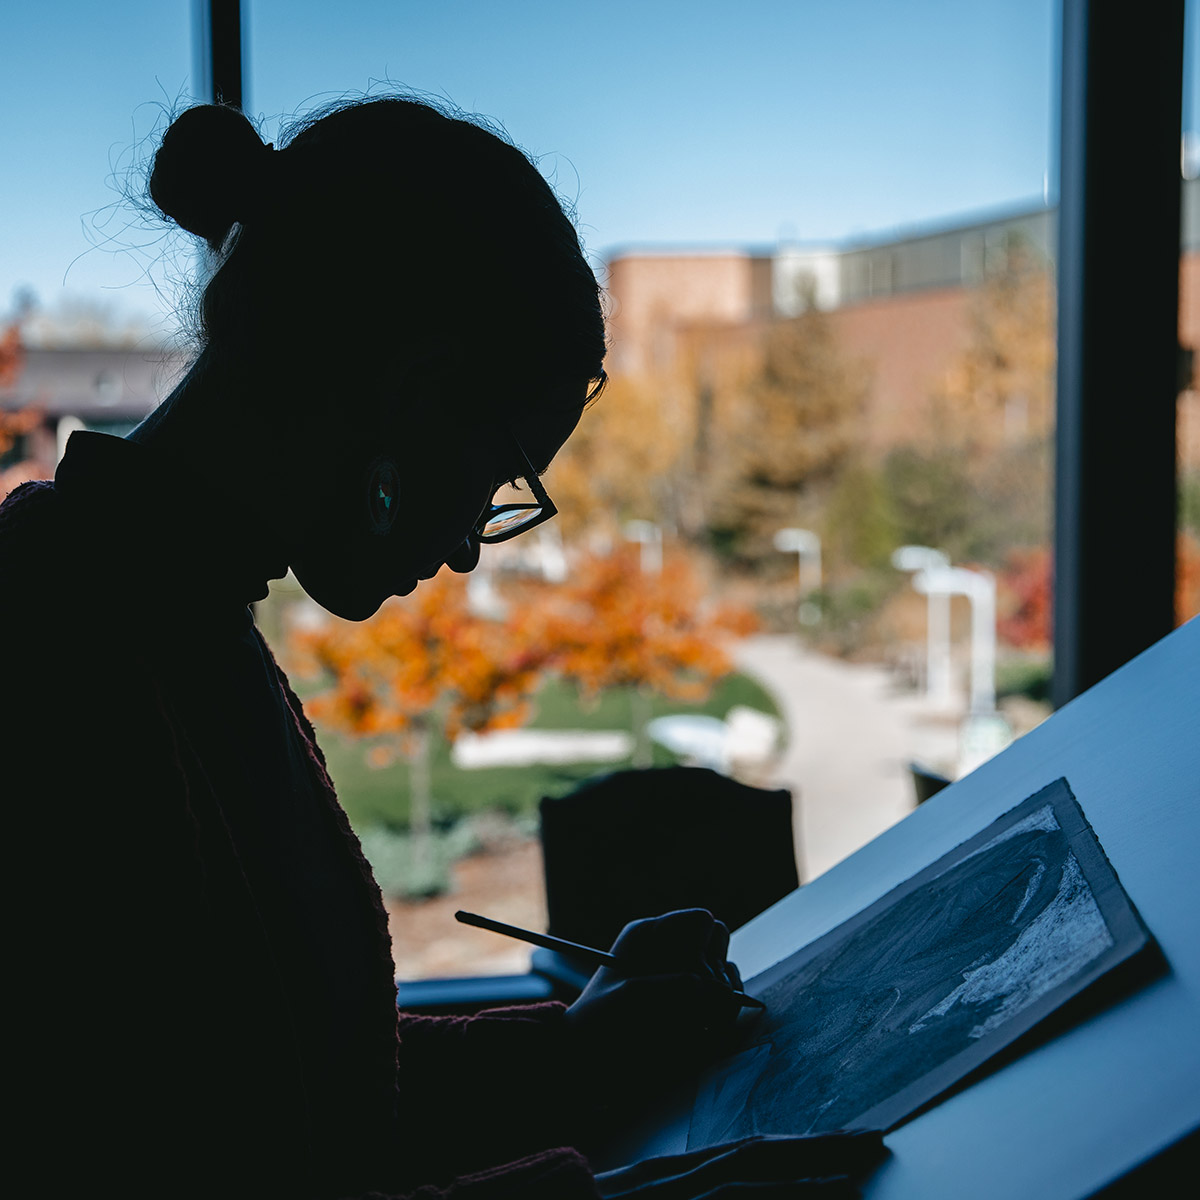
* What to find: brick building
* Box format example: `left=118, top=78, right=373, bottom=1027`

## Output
left=602, top=183, right=1200, bottom=467
left=5, top=185, right=1199, bottom=481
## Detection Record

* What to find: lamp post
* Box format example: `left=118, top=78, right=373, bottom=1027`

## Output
left=774, top=528, right=822, bottom=625
left=912, top=565, right=996, bottom=713
left=891, top=545, right=952, bottom=705
left=623, top=520, right=663, bottom=574
left=913, top=564, right=1010, bottom=775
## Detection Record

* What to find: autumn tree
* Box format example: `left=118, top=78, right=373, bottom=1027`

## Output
left=706, top=303, right=868, bottom=564
left=0, top=407, right=40, bottom=478
left=881, top=230, right=1055, bottom=570
left=0, top=321, right=41, bottom=499
left=550, top=372, right=689, bottom=539
left=934, top=236, right=1055, bottom=455
left=538, top=545, right=756, bottom=764
left=291, top=571, right=552, bottom=877
left=836, top=239, right=1056, bottom=579
left=1175, top=534, right=1200, bottom=625
left=0, top=323, right=23, bottom=388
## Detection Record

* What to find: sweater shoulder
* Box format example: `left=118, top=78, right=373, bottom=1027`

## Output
left=0, top=479, right=68, bottom=617
left=0, top=478, right=59, bottom=547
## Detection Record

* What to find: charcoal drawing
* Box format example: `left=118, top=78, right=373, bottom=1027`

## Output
left=689, top=778, right=1150, bottom=1146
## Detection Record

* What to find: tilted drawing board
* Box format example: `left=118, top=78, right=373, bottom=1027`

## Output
left=688, top=779, right=1152, bottom=1146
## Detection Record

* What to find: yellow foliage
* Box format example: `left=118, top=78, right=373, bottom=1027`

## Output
left=704, top=307, right=869, bottom=561
left=0, top=404, right=43, bottom=501
left=551, top=374, right=690, bottom=537
left=932, top=238, right=1055, bottom=454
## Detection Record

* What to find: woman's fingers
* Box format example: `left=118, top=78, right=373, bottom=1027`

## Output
left=575, top=970, right=742, bottom=1057
left=597, top=971, right=739, bottom=1020
left=692, top=1182, right=853, bottom=1198
left=609, top=909, right=748, bottom=1000
left=599, top=1135, right=796, bottom=1188
left=607, top=910, right=751, bottom=1014
left=611, top=909, right=730, bottom=977
left=611, top=908, right=717, bottom=954
left=596, top=1134, right=886, bottom=1198
left=724, top=959, right=744, bottom=992
left=706, top=916, right=731, bottom=973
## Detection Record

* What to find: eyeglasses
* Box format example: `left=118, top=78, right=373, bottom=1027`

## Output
left=473, top=434, right=558, bottom=544
left=472, top=372, right=605, bottom=545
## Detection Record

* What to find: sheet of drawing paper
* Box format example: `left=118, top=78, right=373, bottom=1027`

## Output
left=688, top=778, right=1151, bottom=1146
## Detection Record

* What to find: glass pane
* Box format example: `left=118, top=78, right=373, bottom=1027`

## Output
left=239, top=1, right=1059, bottom=978
left=2, top=6, right=191, bottom=349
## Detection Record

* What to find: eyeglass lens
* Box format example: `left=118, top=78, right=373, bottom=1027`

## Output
left=480, top=506, right=545, bottom=539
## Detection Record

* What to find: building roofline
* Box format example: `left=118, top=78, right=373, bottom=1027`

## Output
left=601, top=195, right=1055, bottom=265
left=601, top=243, right=778, bottom=263
left=838, top=195, right=1052, bottom=252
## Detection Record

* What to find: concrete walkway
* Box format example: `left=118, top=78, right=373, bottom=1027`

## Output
left=736, top=634, right=961, bottom=882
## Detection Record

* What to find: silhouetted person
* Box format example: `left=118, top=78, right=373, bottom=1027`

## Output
left=0, top=98, right=881, bottom=1198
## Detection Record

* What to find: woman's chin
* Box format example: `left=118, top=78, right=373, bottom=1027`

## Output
left=323, top=593, right=386, bottom=622
left=291, top=557, right=422, bottom=620
left=293, top=571, right=386, bottom=622
left=338, top=577, right=419, bottom=616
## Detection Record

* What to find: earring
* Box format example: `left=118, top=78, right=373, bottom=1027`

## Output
left=365, top=456, right=401, bottom=535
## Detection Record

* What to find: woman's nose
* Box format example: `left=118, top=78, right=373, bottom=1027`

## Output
left=445, top=535, right=481, bottom=574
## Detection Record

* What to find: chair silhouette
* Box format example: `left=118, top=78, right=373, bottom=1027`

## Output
left=909, top=760, right=953, bottom=805
left=535, top=765, right=801, bottom=991
left=393, top=766, right=800, bottom=1013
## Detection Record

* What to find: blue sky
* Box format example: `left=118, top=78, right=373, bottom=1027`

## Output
left=1, top=1, right=1195, bottom=327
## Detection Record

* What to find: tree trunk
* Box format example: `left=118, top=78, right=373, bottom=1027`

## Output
left=408, top=721, right=434, bottom=884
left=631, top=686, right=653, bottom=768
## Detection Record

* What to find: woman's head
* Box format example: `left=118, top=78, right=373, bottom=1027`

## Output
left=151, top=96, right=605, bottom=400
left=148, top=96, right=606, bottom=619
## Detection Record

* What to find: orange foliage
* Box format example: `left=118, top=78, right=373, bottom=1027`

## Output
left=1178, top=533, right=1200, bottom=625
left=0, top=401, right=43, bottom=501
left=0, top=406, right=40, bottom=459
left=291, top=571, right=552, bottom=764
left=290, top=545, right=757, bottom=771
left=539, top=546, right=757, bottom=702
left=0, top=325, right=23, bottom=388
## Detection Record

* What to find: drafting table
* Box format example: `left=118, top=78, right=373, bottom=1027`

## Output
left=615, top=617, right=1199, bottom=1198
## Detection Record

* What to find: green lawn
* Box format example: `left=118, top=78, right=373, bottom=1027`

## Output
left=311, top=672, right=783, bottom=831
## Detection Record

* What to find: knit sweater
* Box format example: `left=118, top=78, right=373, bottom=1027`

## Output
left=0, top=433, right=600, bottom=1199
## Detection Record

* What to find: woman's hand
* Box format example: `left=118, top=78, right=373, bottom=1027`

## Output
left=564, top=909, right=750, bottom=1076
left=595, top=1133, right=887, bottom=1198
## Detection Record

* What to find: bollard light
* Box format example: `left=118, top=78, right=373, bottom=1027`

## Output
left=623, top=520, right=663, bottom=574
left=774, top=528, right=822, bottom=624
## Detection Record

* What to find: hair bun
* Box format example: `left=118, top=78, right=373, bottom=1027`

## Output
left=150, top=105, right=272, bottom=245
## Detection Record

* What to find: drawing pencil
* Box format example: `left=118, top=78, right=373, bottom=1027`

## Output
left=455, top=909, right=766, bottom=1010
